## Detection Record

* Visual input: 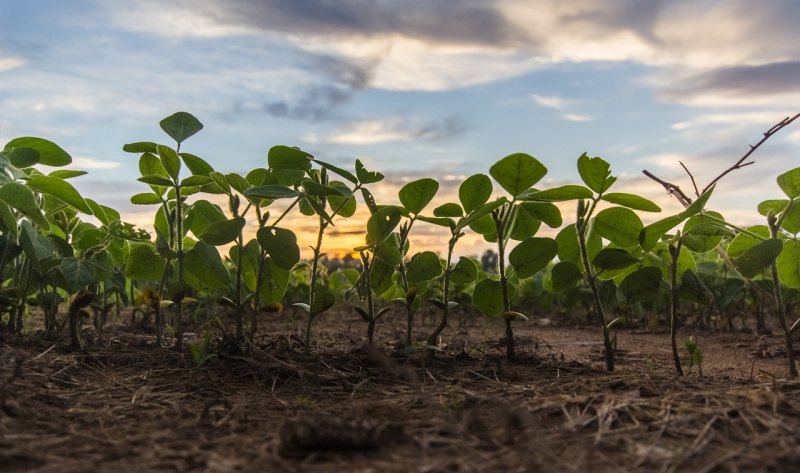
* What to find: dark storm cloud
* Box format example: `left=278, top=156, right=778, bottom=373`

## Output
left=196, top=0, right=524, bottom=47
left=664, top=62, right=800, bottom=99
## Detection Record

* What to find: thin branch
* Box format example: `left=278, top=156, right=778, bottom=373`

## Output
left=679, top=161, right=700, bottom=198
left=641, top=170, right=693, bottom=207
left=702, top=112, right=800, bottom=194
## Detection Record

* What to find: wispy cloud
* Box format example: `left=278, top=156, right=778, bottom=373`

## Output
left=71, top=156, right=122, bottom=170
left=306, top=116, right=467, bottom=145
left=0, top=56, right=24, bottom=72
left=530, top=94, right=593, bottom=122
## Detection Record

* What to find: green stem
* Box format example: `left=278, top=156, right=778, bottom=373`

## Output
left=427, top=237, right=457, bottom=350
left=769, top=216, right=797, bottom=377
left=304, top=216, right=326, bottom=353
left=174, top=183, right=184, bottom=351
left=494, top=205, right=514, bottom=359
left=669, top=241, right=684, bottom=376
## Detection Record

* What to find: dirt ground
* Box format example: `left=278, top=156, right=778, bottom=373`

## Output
left=1, top=310, right=800, bottom=472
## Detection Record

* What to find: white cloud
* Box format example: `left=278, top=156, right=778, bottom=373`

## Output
left=0, top=56, right=24, bottom=72
left=71, top=156, right=122, bottom=170
left=562, top=113, right=593, bottom=122
left=322, top=120, right=415, bottom=145
left=530, top=94, right=593, bottom=122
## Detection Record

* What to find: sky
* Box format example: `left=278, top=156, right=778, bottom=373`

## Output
left=1, top=0, right=799, bottom=257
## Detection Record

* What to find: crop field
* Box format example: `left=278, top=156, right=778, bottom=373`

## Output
left=1, top=112, right=800, bottom=472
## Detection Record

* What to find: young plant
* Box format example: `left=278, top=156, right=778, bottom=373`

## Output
left=527, top=153, right=661, bottom=371
left=467, top=154, right=561, bottom=358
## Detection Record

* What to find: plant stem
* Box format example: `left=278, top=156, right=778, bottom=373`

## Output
left=364, top=254, right=376, bottom=345
left=494, top=205, right=514, bottom=359
left=427, top=237, right=456, bottom=350
left=234, top=232, right=245, bottom=339
left=576, top=203, right=614, bottom=371
left=669, top=241, right=684, bottom=376
left=174, top=184, right=185, bottom=351
left=304, top=216, right=326, bottom=353
left=769, top=216, right=797, bottom=377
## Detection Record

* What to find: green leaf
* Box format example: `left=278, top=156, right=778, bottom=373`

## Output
left=367, top=206, right=402, bottom=247
left=27, top=176, right=93, bottom=215
left=369, top=259, right=396, bottom=295
left=19, top=221, right=58, bottom=270
left=159, top=111, right=203, bottom=144
left=618, top=266, right=663, bottom=305
left=139, top=152, right=169, bottom=178
left=472, top=278, right=515, bottom=316
left=125, top=242, right=166, bottom=280
left=180, top=153, right=214, bottom=176
left=682, top=212, right=728, bottom=253
left=551, top=261, right=583, bottom=291
left=257, top=227, right=300, bottom=270
left=57, top=257, right=96, bottom=293
left=373, top=234, right=402, bottom=266
left=458, top=174, right=492, bottom=213
left=640, top=214, right=685, bottom=251
left=4, top=147, right=40, bottom=167
left=355, top=159, right=384, bottom=184
left=758, top=199, right=789, bottom=217
left=5, top=137, right=71, bottom=166
left=450, top=256, right=478, bottom=284
left=594, top=207, right=643, bottom=247
left=49, top=170, right=87, bottom=179
left=685, top=186, right=715, bottom=215
left=556, top=223, right=601, bottom=266
left=130, top=192, right=162, bottom=206
left=157, top=145, right=181, bottom=180
left=508, top=204, right=542, bottom=241
left=777, top=239, right=800, bottom=288
left=522, top=185, right=593, bottom=202
left=777, top=167, right=800, bottom=199
left=509, top=237, right=558, bottom=278
left=780, top=204, right=800, bottom=234
left=593, top=248, right=638, bottom=270
left=180, top=175, right=212, bottom=187
left=0, top=182, right=49, bottom=229
left=268, top=145, right=313, bottom=171
left=489, top=152, right=547, bottom=197
left=601, top=193, right=661, bottom=212
left=406, top=251, right=443, bottom=283
left=577, top=153, right=613, bottom=193
left=727, top=225, right=769, bottom=258
left=312, top=290, right=336, bottom=315
left=123, top=142, right=158, bottom=154
left=301, top=179, right=342, bottom=196
left=459, top=198, right=507, bottom=231
left=183, top=241, right=230, bottom=290
left=399, top=178, right=439, bottom=214
left=417, top=215, right=454, bottom=228
left=518, top=202, right=562, bottom=228
left=327, top=181, right=357, bottom=218
left=433, top=202, right=463, bottom=218
left=733, top=238, right=783, bottom=278
left=315, top=160, right=358, bottom=184
left=244, top=185, right=300, bottom=200
left=226, top=173, right=251, bottom=194
left=186, top=200, right=226, bottom=237
left=469, top=214, right=496, bottom=237
left=138, top=175, right=174, bottom=187
left=198, top=217, right=246, bottom=246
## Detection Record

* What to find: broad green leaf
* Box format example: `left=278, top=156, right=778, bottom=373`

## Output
left=245, top=185, right=300, bottom=200
left=682, top=212, right=728, bottom=253
left=374, top=234, right=402, bottom=265
left=518, top=202, right=562, bottom=228
left=355, top=159, right=384, bottom=184
left=577, top=153, right=613, bottom=193
left=315, top=160, right=358, bottom=184
left=183, top=241, right=230, bottom=290
left=0, top=202, right=18, bottom=235
left=123, top=142, right=158, bottom=154
left=27, top=175, right=93, bottom=215
left=301, top=179, right=341, bottom=196
left=245, top=168, right=273, bottom=187
left=679, top=270, right=714, bottom=304
left=72, top=226, right=105, bottom=251
left=328, top=182, right=356, bottom=218
left=369, top=258, right=396, bottom=295
left=594, top=207, right=643, bottom=247
left=258, top=258, right=290, bottom=306
left=777, top=167, right=800, bottom=199
left=618, top=266, right=662, bottom=305
left=639, top=214, right=685, bottom=251
left=157, top=145, right=181, bottom=180
left=758, top=199, right=789, bottom=217
left=257, top=226, right=300, bottom=270
left=367, top=206, right=402, bottom=246
left=125, top=242, right=166, bottom=280
left=726, top=225, right=769, bottom=258
left=49, top=170, right=87, bottom=179
left=417, top=215, right=454, bottom=228
left=593, top=248, right=638, bottom=270
left=509, top=237, right=557, bottom=278
left=647, top=243, right=696, bottom=279
left=459, top=174, right=492, bottom=213
left=138, top=175, right=174, bottom=187
left=459, top=198, right=507, bottom=230
left=5, top=137, right=71, bottom=166
left=489, top=153, right=547, bottom=197
left=684, top=186, right=715, bottom=215
left=406, top=251, right=443, bottom=284
left=4, top=147, right=40, bottom=167
left=0, top=182, right=49, bottom=228
left=781, top=204, right=800, bottom=234
left=469, top=214, right=496, bottom=237
left=226, top=173, right=251, bottom=194
left=433, top=202, right=463, bottom=218
left=159, top=111, right=203, bottom=144
left=551, top=261, right=583, bottom=291
left=556, top=223, right=601, bottom=267
left=472, top=278, right=515, bottom=316
left=601, top=193, right=661, bottom=212
left=19, top=221, right=58, bottom=270
left=198, top=217, right=245, bottom=246
left=312, top=289, right=336, bottom=315
left=522, top=185, right=593, bottom=202
left=777, top=239, right=800, bottom=288
left=450, top=256, right=478, bottom=284
left=180, top=175, right=212, bottom=187
left=399, top=178, right=439, bottom=214
left=139, top=152, right=169, bottom=178
left=57, top=257, right=96, bottom=293
left=733, top=238, right=783, bottom=278
left=268, top=145, right=313, bottom=171
left=186, top=200, right=226, bottom=236
left=180, top=153, right=214, bottom=176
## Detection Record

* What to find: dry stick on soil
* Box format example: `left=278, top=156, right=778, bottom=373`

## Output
left=643, top=113, right=800, bottom=377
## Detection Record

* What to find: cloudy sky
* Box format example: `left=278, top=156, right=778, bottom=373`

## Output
left=1, top=1, right=799, bottom=256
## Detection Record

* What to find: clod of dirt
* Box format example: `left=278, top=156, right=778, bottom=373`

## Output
left=278, top=417, right=408, bottom=457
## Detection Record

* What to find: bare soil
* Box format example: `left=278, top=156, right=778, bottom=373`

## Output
left=1, top=310, right=799, bottom=472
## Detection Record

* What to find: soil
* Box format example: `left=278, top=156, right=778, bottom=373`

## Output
left=1, top=309, right=799, bottom=472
